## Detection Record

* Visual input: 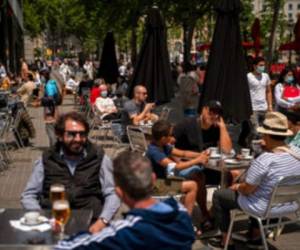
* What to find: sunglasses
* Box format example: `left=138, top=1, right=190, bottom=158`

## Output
left=64, top=130, right=87, bottom=138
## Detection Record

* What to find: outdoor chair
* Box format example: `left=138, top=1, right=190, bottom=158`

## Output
left=159, top=107, right=171, bottom=121
left=89, top=108, right=112, bottom=144
left=126, top=125, right=148, bottom=154
left=225, top=175, right=300, bottom=250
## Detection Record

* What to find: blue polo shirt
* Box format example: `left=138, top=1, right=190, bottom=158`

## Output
left=146, top=143, right=173, bottom=179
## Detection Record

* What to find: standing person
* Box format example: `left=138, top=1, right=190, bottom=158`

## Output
left=274, top=66, right=300, bottom=113
left=17, top=73, right=36, bottom=106
left=41, top=70, right=59, bottom=146
left=84, top=60, right=94, bottom=80
left=21, top=112, right=120, bottom=233
left=20, top=58, right=29, bottom=81
left=55, top=151, right=195, bottom=250
left=178, top=63, right=199, bottom=117
left=247, top=57, right=272, bottom=137
left=0, top=62, right=6, bottom=76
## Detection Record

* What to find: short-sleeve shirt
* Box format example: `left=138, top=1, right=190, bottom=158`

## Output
left=146, top=143, right=173, bottom=179
left=121, top=100, right=145, bottom=128
left=173, top=117, right=220, bottom=152
left=247, top=72, right=270, bottom=111
left=238, top=146, right=300, bottom=217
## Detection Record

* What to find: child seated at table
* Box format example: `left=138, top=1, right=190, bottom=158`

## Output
left=146, top=120, right=211, bottom=228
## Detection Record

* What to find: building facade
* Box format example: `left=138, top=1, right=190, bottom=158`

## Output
left=253, top=0, right=300, bottom=22
left=0, top=0, right=24, bottom=74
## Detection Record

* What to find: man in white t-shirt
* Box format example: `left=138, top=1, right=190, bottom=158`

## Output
left=95, top=84, right=118, bottom=120
left=247, top=57, right=272, bottom=137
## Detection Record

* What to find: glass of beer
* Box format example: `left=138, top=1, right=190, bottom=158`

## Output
left=52, top=199, right=70, bottom=238
left=50, top=184, right=65, bottom=203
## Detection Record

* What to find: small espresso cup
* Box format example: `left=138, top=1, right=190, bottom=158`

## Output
left=24, top=211, right=40, bottom=225
left=241, top=148, right=251, bottom=158
left=209, top=147, right=219, bottom=156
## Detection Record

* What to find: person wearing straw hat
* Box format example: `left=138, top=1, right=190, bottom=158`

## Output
left=209, top=112, right=300, bottom=249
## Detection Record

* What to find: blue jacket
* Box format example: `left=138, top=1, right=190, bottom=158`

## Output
left=55, top=198, right=195, bottom=250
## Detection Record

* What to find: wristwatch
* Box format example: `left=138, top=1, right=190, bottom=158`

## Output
left=100, top=217, right=109, bottom=225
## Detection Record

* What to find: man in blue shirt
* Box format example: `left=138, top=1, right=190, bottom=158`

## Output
left=55, top=151, right=195, bottom=250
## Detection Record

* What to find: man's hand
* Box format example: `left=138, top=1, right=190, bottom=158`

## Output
left=89, top=219, right=107, bottom=234
left=230, top=183, right=240, bottom=192
left=195, top=152, right=209, bottom=165
left=144, top=103, right=155, bottom=113
left=216, top=117, right=226, bottom=128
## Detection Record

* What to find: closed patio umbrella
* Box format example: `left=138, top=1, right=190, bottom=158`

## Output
left=128, top=7, right=174, bottom=103
left=98, top=32, right=119, bottom=84
left=199, top=0, right=252, bottom=123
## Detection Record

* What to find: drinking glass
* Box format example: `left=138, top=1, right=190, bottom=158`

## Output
left=50, top=184, right=65, bottom=203
left=52, top=200, right=70, bottom=239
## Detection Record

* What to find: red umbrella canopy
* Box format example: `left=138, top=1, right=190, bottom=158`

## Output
left=251, top=18, right=261, bottom=54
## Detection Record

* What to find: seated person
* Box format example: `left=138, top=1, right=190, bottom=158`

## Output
left=211, top=112, right=300, bottom=249
left=55, top=151, right=195, bottom=250
left=146, top=120, right=209, bottom=221
left=286, top=111, right=300, bottom=148
left=121, top=85, right=158, bottom=141
left=94, top=84, right=118, bottom=120
left=89, top=79, right=102, bottom=105
left=65, top=75, right=78, bottom=94
left=173, top=100, right=234, bottom=221
left=21, top=112, right=120, bottom=233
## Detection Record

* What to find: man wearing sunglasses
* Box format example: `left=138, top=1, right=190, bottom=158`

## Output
left=21, top=112, right=120, bottom=234
left=121, top=85, right=158, bottom=141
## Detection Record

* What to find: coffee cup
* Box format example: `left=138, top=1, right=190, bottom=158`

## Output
left=241, top=148, right=250, bottom=158
left=24, top=211, right=40, bottom=225
left=209, top=147, right=219, bottom=156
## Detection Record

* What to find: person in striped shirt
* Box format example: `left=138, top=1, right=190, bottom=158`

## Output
left=210, top=112, right=300, bottom=249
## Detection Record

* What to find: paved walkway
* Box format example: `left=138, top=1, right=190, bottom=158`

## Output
left=0, top=95, right=300, bottom=250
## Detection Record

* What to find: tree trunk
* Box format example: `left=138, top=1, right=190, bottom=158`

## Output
left=131, top=26, right=137, bottom=66
left=183, top=21, right=196, bottom=65
left=266, top=0, right=281, bottom=67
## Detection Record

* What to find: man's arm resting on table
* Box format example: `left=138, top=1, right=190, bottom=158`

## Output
left=89, top=155, right=121, bottom=234
left=230, top=182, right=257, bottom=196
left=20, top=158, right=44, bottom=210
left=171, top=147, right=203, bottom=158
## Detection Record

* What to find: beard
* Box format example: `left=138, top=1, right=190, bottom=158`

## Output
left=62, top=141, right=86, bottom=156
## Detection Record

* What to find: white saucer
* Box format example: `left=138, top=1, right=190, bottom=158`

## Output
left=210, top=154, right=221, bottom=159
left=241, top=155, right=253, bottom=160
left=20, top=216, right=49, bottom=226
left=224, top=159, right=241, bottom=165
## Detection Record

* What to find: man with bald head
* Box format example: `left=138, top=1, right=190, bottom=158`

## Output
left=121, top=85, right=158, bottom=142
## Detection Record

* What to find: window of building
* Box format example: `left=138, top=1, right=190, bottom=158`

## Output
left=298, top=4, right=300, bottom=10
left=288, top=13, right=293, bottom=20
left=289, top=3, right=293, bottom=10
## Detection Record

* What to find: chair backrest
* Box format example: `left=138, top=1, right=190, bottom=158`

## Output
left=265, top=175, right=300, bottom=217
left=127, top=125, right=148, bottom=153
left=159, top=107, right=171, bottom=121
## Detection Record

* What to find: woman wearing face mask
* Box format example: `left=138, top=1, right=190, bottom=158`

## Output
left=274, top=66, right=300, bottom=113
left=94, top=84, right=118, bottom=120
left=247, top=57, right=273, bottom=139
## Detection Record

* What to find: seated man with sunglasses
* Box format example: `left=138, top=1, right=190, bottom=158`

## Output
left=21, top=112, right=120, bottom=234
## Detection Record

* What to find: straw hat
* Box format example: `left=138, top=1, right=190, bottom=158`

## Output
left=257, top=112, right=293, bottom=136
